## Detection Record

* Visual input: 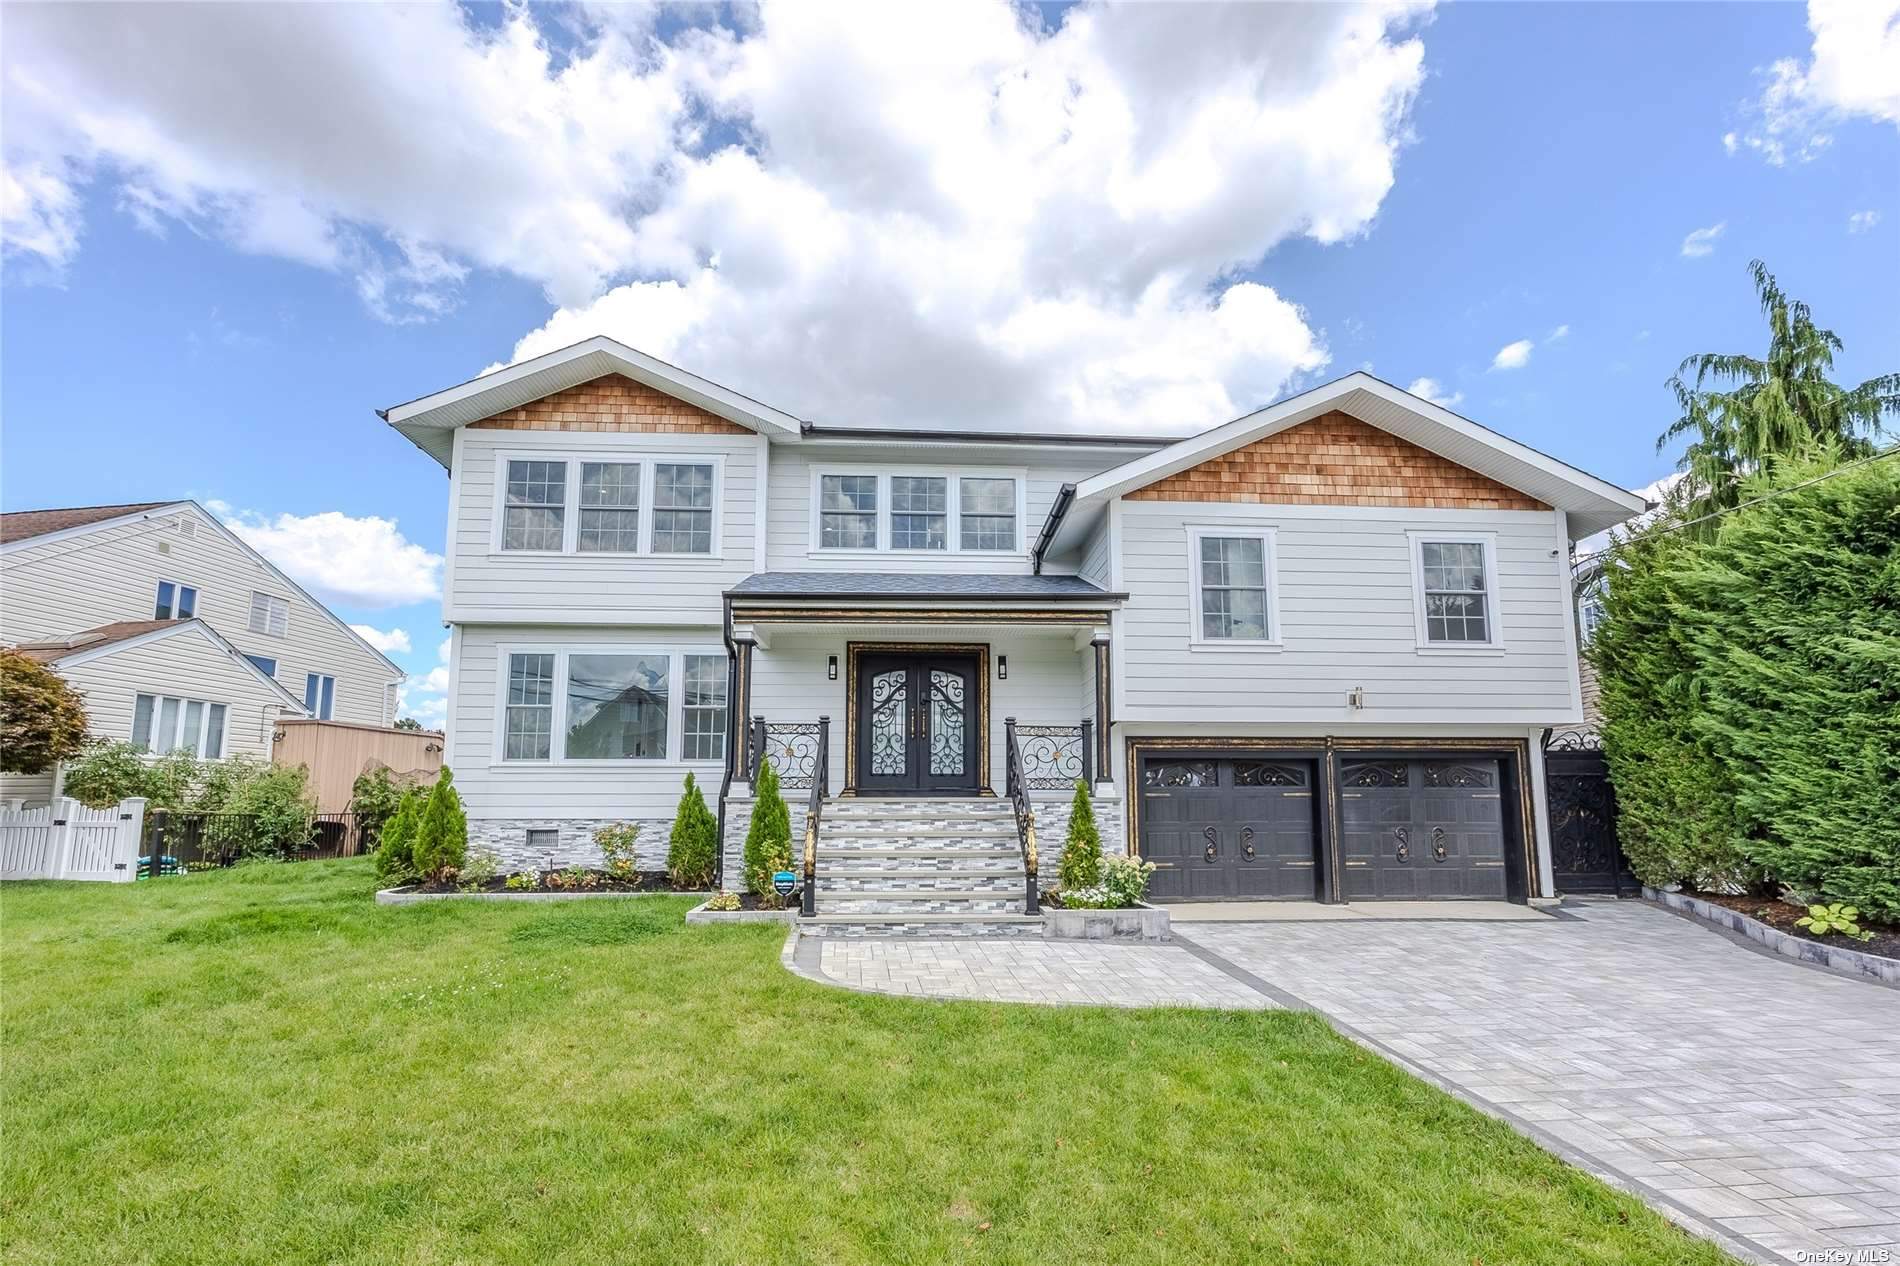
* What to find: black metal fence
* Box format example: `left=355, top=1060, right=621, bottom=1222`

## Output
left=141, top=811, right=372, bottom=875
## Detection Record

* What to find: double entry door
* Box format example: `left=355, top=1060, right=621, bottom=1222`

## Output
left=855, top=652, right=982, bottom=795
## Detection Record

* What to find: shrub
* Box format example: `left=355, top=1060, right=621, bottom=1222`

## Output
left=1056, top=778, right=1103, bottom=892
left=1062, top=856, right=1155, bottom=909
left=595, top=822, right=643, bottom=882
left=705, top=891, right=741, bottom=911
left=743, top=761, right=793, bottom=904
left=409, top=767, right=468, bottom=880
left=373, top=788, right=424, bottom=881
left=222, top=763, right=317, bottom=858
left=61, top=741, right=156, bottom=809
left=666, top=774, right=718, bottom=889
left=349, top=763, right=416, bottom=847
left=459, top=848, right=501, bottom=893
left=0, top=649, right=89, bottom=775
left=504, top=869, right=539, bottom=891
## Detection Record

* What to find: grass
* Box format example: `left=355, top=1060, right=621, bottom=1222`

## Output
left=1, top=860, right=1732, bottom=1265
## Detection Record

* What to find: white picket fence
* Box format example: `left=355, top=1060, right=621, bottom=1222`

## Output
left=0, top=797, right=147, bottom=882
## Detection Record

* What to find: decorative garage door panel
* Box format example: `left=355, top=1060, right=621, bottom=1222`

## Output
left=1139, top=758, right=1319, bottom=901
left=1337, top=758, right=1508, bottom=899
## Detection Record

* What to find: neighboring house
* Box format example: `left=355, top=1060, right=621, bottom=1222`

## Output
left=0, top=500, right=405, bottom=803
left=384, top=337, right=1643, bottom=925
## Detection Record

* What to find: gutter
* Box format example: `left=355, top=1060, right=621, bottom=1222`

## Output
left=1031, top=482, right=1077, bottom=576
left=715, top=595, right=736, bottom=892
left=799, top=425, right=1169, bottom=447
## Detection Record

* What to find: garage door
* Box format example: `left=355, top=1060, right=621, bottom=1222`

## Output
left=1139, top=757, right=1319, bottom=901
left=1336, top=758, right=1508, bottom=899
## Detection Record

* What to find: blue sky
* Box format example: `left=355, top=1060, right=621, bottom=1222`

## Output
left=3, top=1, right=1895, bottom=723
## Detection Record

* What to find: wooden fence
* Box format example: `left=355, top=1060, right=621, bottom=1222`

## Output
left=0, top=797, right=147, bottom=882
left=272, top=719, right=443, bottom=813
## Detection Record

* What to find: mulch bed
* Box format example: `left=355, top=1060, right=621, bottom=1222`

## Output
left=1688, top=890, right=1900, bottom=963
left=410, top=870, right=699, bottom=896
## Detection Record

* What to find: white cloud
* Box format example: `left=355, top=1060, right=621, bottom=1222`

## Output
left=1405, top=376, right=1463, bottom=407
left=1727, top=0, right=1900, bottom=165
left=349, top=624, right=413, bottom=655
left=1849, top=209, right=1881, bottom=233
left=1489, top=339, right=1534, bottom=371
left=1680, top=222, right=1725, bottom=258
left=207, top=501, right=442, bottom=608
left=2, top=2, right=1434, bottom=432
left=397, top=639, right=452, bottom=728
left=1546, top=324, right=1570, bottom=342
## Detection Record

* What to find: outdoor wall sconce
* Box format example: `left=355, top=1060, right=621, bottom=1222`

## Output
left=827, top=655, right=838, bottom=681
left=1348, top=686, right=1365, bottom=710
left=998, top=655, right=1008, bottom=680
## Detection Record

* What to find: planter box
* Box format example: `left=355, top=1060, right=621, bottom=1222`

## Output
left=1645, top=887, right=1899, bottom=988
left=375, top=886, right=708, bottom=906
left=685, top=900, right=795, bottom=925
left=1043, top=902, right=1171, bottom=942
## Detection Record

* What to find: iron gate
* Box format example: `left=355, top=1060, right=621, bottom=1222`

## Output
left=1543, top=730, right=1635, bottom=895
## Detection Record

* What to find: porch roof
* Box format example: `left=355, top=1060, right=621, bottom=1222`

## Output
left=726, top=572, right=1122, bottom=601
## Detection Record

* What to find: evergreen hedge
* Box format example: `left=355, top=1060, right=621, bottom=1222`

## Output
left=1593, top=454, right=1900, bottom=920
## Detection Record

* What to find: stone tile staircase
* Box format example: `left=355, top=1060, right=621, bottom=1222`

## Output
left=797, top=797, right=1045, bottom=937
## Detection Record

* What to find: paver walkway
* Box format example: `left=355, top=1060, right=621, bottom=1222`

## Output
left=792, top=900, right=1900, bottom=1266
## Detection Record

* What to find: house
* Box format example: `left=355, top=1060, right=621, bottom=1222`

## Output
left=384, top=337, right=1643, bottom=929
left=0, top=501, right=405, bottom=804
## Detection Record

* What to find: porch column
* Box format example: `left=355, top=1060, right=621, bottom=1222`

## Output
left=728, top=633, right=755, bottom=783
left=1090, top=630, right=1112, bottom=786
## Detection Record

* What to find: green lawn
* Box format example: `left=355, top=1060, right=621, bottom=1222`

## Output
left=2, top=861, right=1730, bottom=1265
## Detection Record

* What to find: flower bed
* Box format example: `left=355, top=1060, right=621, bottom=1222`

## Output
left=406, top=869, right=698, bottom=896
left=1684, top=890, right=1900, bottom=964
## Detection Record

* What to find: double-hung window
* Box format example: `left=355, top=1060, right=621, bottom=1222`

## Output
left=248, top=592, right=289, bottom=637
left=651, top=463, right=714, bottom=553
left=304, top=673, right=336, bottom=720
left=1187, top=527, right=1278, bottom=647
left=131, top=694, right=227, bottom=758
left=577, top=462, right=640, bottom=552
left=819, top=475, right=879, bottom=548
left=890, top=477, right=947, bottom=550
left=154, top=580, right=197, bottom=620
left=503, top=460, right=567, bottom=551
left=959, top=478, right=1017, bottom=551
left=1410, top=534, right=1501, bottom=648
left=500, top=649, right=729, bottom=763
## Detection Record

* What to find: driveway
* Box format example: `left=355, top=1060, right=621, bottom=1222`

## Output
left=796, top=901, right=1900, bottom=1265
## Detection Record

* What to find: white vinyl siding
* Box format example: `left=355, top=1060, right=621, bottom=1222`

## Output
left=53, top=626, right=292, bottom=764
left=0, top=504, right=400, bottom=727
left=1119, top=503, right=1575, bottom=724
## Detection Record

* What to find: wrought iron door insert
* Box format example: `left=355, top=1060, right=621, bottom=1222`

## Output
left=854, top=652, right=982, bottom=794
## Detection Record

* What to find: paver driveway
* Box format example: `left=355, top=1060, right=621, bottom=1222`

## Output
left=1184, top=902, right=1900, bottom=1266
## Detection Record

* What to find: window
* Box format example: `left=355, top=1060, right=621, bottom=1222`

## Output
left=820, top=475, right=878, bottom=548
left=304, top=673, right=336, bottom=720
left=565, top=653, right=670, bottom=759
left=498, top=648, right=728, bottom=763
left=244, top=654, right=277, bottom=679
left=682, top=654, right=728, bottom=761
left=959, top=478, right=1017, bottom=551
left=248, top=592, right=289, bottom=638
left=577, top=461, right=640, bottom=552
left=131, top=694, right=227, bottom=758
left=1189, top=529, right=1276, bottom=644
left=890, top=476, right=948, bottom=550
left=651, top=463, right=714, bottom=554
left=503, top=459, right=566, bottom=551
left=505, top=653, right=556, bottom=760
left=1409, top=534, right=1501, bottom=648
left=154, top=580, right=197, bottom=621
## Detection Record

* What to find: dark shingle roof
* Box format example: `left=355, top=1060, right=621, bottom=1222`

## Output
left=10, top=619, right=183, bottom=663
left=0, top=502, right=173, bottom=545
left=727, top=572, right=1116, bottom=600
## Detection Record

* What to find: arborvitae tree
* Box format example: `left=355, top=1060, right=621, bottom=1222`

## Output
left=743, top=761, right=793, bottom=903
left=667, top=772, right=719, bottom=889
left=1057, top=778, right=1104, bottom=891
left=409, top=768, right=468, bottom=880
left=373, top=788, right=424, bottom=880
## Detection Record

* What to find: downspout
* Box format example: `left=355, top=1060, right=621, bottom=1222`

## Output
left=715, top=595, right=737, bottom=891
left=1031, top=482, right=1076, bottom=577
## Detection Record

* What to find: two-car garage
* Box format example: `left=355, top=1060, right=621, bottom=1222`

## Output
left=1135, top=743, right=1529, bottom=903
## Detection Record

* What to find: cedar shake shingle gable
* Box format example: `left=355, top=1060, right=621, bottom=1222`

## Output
left=1124, top=412, right=1548, bottom=510
left=0, top=502, right=173, bottom=545
left=469, top=373, right=753, bottom=435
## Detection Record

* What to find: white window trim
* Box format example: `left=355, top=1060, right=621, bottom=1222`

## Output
left=1185, top=525, right=1283, bottom=651
left=1407, top=530, right=1507, bottom=654
left=489, top=449, right=725, bottom=560
left=304, top=672, right=337, bottom=720
left=131, top=693, right=228, bottom=759
left=490, top=645, right=729, bottom=768
left=807, top=464, right=1029, bottom=558
left=154, top=578, right=198, bottom=621
left=247, top=591, right=290, bottom=638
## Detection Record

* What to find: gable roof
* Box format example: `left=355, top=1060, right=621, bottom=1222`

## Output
left=381, top=336, right=806, bottom=467
left=0, top=500, right=404, bottom=678
left=1042, top=372, right=1648, bottom=557
left=0, top=501, right=172, bottom=546
left=10, top=618, right=307, bottom=711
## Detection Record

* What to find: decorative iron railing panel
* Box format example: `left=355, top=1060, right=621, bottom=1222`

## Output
left=749, top=719, right=822, bottom=791
left=1013, top=722, right=1093, bottom=789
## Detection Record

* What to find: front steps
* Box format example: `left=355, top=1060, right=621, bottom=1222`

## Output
left=796, top=797, right=1043, bottom=937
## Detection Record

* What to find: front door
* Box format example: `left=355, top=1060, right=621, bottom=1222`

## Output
left=856, top=653, right=981, bottom=795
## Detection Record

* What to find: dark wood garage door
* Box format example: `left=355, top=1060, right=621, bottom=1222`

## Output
left=1336, top=758, right=1508, bottom=899
left=1139, top=757, right=1319, bottom=901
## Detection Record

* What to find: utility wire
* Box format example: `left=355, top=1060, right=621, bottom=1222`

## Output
left=1617, top=444, right=1899, bottom=544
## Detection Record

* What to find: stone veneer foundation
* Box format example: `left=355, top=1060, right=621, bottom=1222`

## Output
left=467, top=817, right=675, bottom=873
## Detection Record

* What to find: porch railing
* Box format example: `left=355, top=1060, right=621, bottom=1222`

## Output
left=801, top=717, right=829, bottom=917
left=1014, top=721, right=1094, bottom=789
left=1002, top=717, right=1042, bottom=915
left=748, top=718, right=823, bottom=791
